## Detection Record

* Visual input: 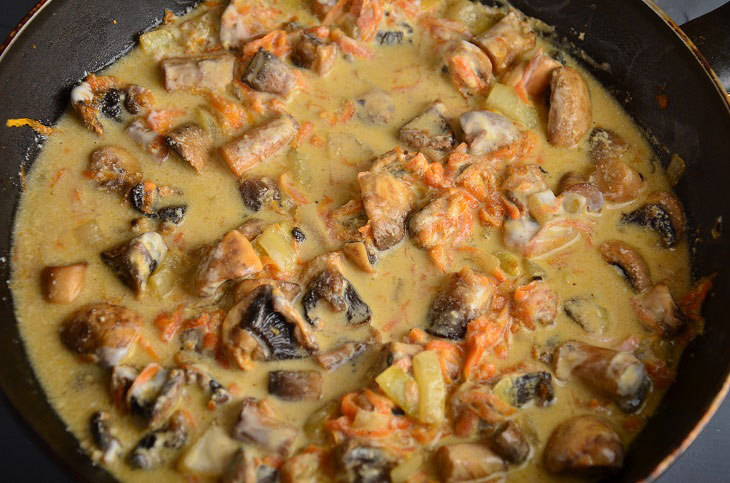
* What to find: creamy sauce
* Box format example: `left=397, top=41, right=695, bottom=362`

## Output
left=10, top=1, right=692, bottom=481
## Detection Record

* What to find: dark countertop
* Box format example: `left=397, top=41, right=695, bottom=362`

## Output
left=0, top=0, right=727, bottom=481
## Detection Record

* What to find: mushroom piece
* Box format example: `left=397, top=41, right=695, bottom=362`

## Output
left=60, top=303, right=142, bottom=367
left=342, top=240, right=378, bottom=273
left=398, top=100, right=456, bottom=152
left=111, top=365, right=138, bottom=409
left=543, top=415, right=623, bottom=475
left=435, top=443, right=506, bottom=482
left=553, top=341, right=650, bottom=413
left=588, top=128, right=644, bottom=203
left=502, top=49, right=562, bottom=99
left=90, top=411, right=122, bottom=464
left=243, top=48, right=298, bottom=98
left=126, top=118, right=170, bottom=162
left=195, top=230, right=263, bottom=297
left=237, top=217, right=269, bottom=241
left=280, top=449, right=321, bottom=483
left=385, top=341, right=423, bottom=368
left=219, top=0, right=272, bottom=49
left=488, top=421, right=530, bottom=465
left=356, top=88, right=395, bottom=124
left=161, top=52, right=236, bottom=92
left=622, top=191, right=686, bottom=248
left=268, top=370, right=322, bottom=401
left=632, top=282, right=685, bottom=337
left=427, top=267, right=496, bottom=340
left=126, top=364, right=186, bottom=428
left=558, top=172, right=604, bottom=213
left=473, top=12, right=536, bottom=74
left=124, top=85, right=155, bottom=114
left=357, top=170, right=413, bottom=250
left=234, top=278, right=300, bottom=303
left=128, top=410, right=190, bottom=470
left=165, top=123, right=210, bottom=173
left=129, top=181, right=159, bottom=217
left=336, top=441, right=393, bottom=483
left=239, top=175, right=281, bottom=212
left=492, top=371, right=555, bottom=408
left=156, top=205, right=187, bottom=224
left=221, top=447, right=280, bottom=483
left=291, top=33, right=337, bottom=76
left=42, top=262, right=88, bottom=304
left=547, top=67, right=592, bottom=147
left=563, top=297, right=609, bottom=334
left=223, top=284, right=309, bottom=368
left=374, top=21, right=414, bottom=45
left=302, top=253, right=372, bottom=325
left=599, top=241, right=652, bottom=292
left=102, top=232, right=168, bottom=296
left=440, top=40, right=494, bottom=98
left=182, top=365, right=232, bottom=407
left=459, top=110, right=519, bottom=155
left=87, top=146, right=143, bottom=194
left=231, top=398, right=299, bottom=455
left=316, top=340, right=370, bottom=370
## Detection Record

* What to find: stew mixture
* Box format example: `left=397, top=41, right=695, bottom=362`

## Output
left=9, top=0, right=713, bottom=481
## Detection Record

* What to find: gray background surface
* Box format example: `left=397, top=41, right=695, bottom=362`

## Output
left=0, top=0, right=727, bottom=481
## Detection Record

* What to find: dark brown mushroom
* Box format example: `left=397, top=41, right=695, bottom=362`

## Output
left=599, top=241, right=652, bottom=292
left=239, top=175, right=281, bottom=212
left=237, top=217, right=268, bottom=240
left=102, top=232, right=168, bottom=296
left=87, top=146, right=143, bottom=194
left=492, top=371, right=555, bottom=408
left=129, top=181, right=159, bottom=217
left=336, top=441, right=394, bottom=483
left=243, top=48, right=298, bottom=97
left=622, top=191, right=686, bottom=248
left=268, top=370, right=322, bottom=401
left=128, top=410, right=190, bottom=469
left=563, top=297, right=609, bottom=334
left=488, top=421, right=530, bottom=465
left=126, top=364, right=185, bottom=428
left=231, top=398, right=299, bottom=455
left=632, top=282, right=685, bottom=337
left=543, top=415, right=624, bottom=475
left=165, top=123, right=210, bottom=173
left=358, top=170, right=413, bottom=250
left=90, top=411, right=122, bottom=464
left=291, top=33, right=337, bottom=76
left=42, top=262, right=87, bottom=304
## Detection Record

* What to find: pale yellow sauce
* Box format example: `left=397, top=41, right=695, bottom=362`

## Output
left=10, top=1, right=691, bottom=481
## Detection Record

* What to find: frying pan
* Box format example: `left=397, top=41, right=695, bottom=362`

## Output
left=0, top=0, right=728, bottom=481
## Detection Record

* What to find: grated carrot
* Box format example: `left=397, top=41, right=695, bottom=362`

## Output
left=6, top=118, right=55, bottom=136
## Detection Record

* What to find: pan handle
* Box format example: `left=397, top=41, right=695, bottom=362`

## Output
left=681, top=2, right=730, bottom=93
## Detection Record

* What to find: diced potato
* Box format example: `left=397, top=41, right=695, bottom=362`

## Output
left=304, top=400, right=339, bottom=442
left=178, top=425, right=240, bottom=476
left=352, top=409, right=391, bottom=432
left=73, top=220, right=104, bottom=247
left=495, top=251, right=522, bottom=277
left=413, top=350, right=446, bottom=424
left=256, top=224, right=298, bottom=272
left=288, top=149, right=312, bottom=187
left=139, top=27, right=183, bottom=61
left=390, top=453, right=425, bottom=483
left=375, top=365, right=419, bottom=417
left=486, top=83, right=538, bottom=129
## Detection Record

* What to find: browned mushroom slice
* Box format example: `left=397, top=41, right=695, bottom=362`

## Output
left=356, top=88, right=396, bottom=125
left=622, top=191, right=686, bottom=248
left=588, top=128, right=644, bottom=203
left=589, top=128, right=629, bottom=162
left=102, top=232, right=168, bottom=296
left=60, top=303, right=142, bottom=367
left=553, top=341, right=649, bottom=412
left=632, top=282, right=685, bottom=336
left=409, top=190, right=471, bottom=250
left=336, top=441, right=394, bottom=483
left=126, top=118, right=170, bottom=162
left=268, top=370, right=323, bottom=401
left=231, top=398, right=299, bottom=455
left=547, top=67, right=592, bottom=147
left=124, top=85, right=155, bottom=114
left=129, top=181, right=159, bottom=217
left=399, top=101, right=455, bottom=152
left=342, top=240, right=378, bottom=273
left=473, top=12, right=536, bottom=74
left=440, top=40, right=494, bottom=98
left=427, top=267, right=496, bottom=339
left=292, top=33, right=337, bottom=76
left=234, top=278, right=300, bottom=303
left=563, top=297, right=609, bottom=334
left=243, top=48, right=298, bottom=98
left=599, top=240, right=651, bottom=292
left=492, top=371, right=555, bottom=408
left=111, top=365, right=138, bottom=409
left=161, top=52, right=235, bottom=92
left=165, top=123, right=210, bottom=173
left=125, top=364, right=185, bottom=428
left=128, top=410, right=190, bottom=470
left=558, top=172, right=604, bottom=213
left=302, top=254, right=371, bottom=325
left=435, top=443, right=506, bottom=482
left=358, top=170, right=413, bottom=250
left=543, top=415, right=623, bottom=475
left=90, top=411, right=122, bottom=464
left=488, top=421, right=530, bottom=465
left=42, top=262, right=87, bottom=303
left=237, top=217, right=269, bottom=241
left=459, top=110, right=520, bottom=155
left=220, top=114, right=299, bottom=176
left=87, top=146, right=143, bottom=194
left=195, top=230, right=263, bottom=297
left=316, top=340, right=370, bottom=370
left=239, top=175, right=281, bottom=212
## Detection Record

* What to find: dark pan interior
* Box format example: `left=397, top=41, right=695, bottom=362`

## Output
left=0, top=0, right=728, bottom=481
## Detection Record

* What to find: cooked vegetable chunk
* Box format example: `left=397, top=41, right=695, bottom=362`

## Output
left=623, top=191, right=686, bottom=248
left=473, top=12, right=536, bottom=74
left=161, top=52, right=235, bottom=92
left=179, top=424, right=239, bottom=477
left=102, top=232, right=168, bottom=296
left=87, top=146, right=143, bottom=194
left=435, top=443, right=506, bottom=482
left=358, top=170, right=412, bottom=250
left=268, top=370, right=322, bottom=401
left=243, top=48, right=298, bottom=97
left=441, top=40, right=494, bottom=97
left=409, top=190, right=471, bottom=250
left=427, top=267, right=495, bottom=339
left=489, top=421, right=530, bottom=465
left=356, top=88, right=395, bottom=125
left=231, top=398, right=299, bottom=455
left=588, top=128, right=644, bottom=203
left=292, top=33, right=337, bottom=76
left=42, top=262, right=87, bottom=304
left=316, top=340, right=370, bottom=370
left=459, top=110, right=520, bottom=155
left=165, top=123, right=210, bottom=173
left=543, top=415, right=623, bottom=475
left=220, top=114, right=299, bottom=176
left=195, top=230, right=263, bottom=297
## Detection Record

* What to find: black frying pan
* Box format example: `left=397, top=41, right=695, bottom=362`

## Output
left=0, top=1, right=728, bottom=481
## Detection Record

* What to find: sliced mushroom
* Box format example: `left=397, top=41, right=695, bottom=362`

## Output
left=622, top=191, right=686, bottom=248
left=42, top=262, right=87, bottom=304
left=129, top=181, right=159, bottom=217
left=316, top=340, right=370, bottom=370
left=126, top=364, right=185, bottom=428
left=157, top=205, right=187, bottom=224
left=337, top=441, right=393, bottom=483
left=302, top=253, right=371, bottom=325
left=165, top=123, right=210, bottom=173
left=126, top=118, right=170, bottom=162
left=292, top=33, right=337, bottom=76
left=356, top=88, right=395, bottom=124
left=563, top=297, right=609, bottom=334
left=90, top=411, right=122, bottom=464
left=632, top=282, right=685, bottom=337
left=60, top=303, right=142, bottom=367
left=459, top=110, right=519, bottom=155
left=553, top=341, right=649, bottom=412
left=111, top=365, right=138, bottom=410
left=543, top=415, right=623, bottom=475
left=231, top=398, right=299, bottom=455
left=358, top=170, right=413, bottom=250
left=100, top=88, right=124, bottom=122
left=588, top=129, right=643, bottom=203
left=239, top=176, right=281, bottom=212
left=124, top=85, right=155, bottom=114
left=237, top=217, right=269, bottom=240
left=547, top=67, right=592, bottom=147
left=128, top=410, right=190, bottom=469
left=399, top=100, right=456, bottom=152
left=558, top=173, right=604, bottom=213
left=268, top=370, right=322, bottom=401
left=87, top=146, right=143, bottom=194
left=375, top=22, right=414, bottom=45
left=243, top=48, right=298, bottom=98
left=182, top=365, right=232, bottom=407
left=488, top=421, right=530, bottom=465
left=427, top=267, right=496, bottom=340
left=342, top=240, right=378, bottom=273
left=492, top=371, right=555, bottom=408
left=102, top=232, right=168, bottom=296
left=195, top=230, right=263, bottom=297
left=589, top=127, right=628, bottom=163
left=473, top=11, right=536, bottom=74
left=599, top=241, right=651, bottom=292
left=435, top=443, right=506, bottom=482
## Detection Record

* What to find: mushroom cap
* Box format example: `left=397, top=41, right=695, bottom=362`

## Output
left=543, top=415, right=624, bottom=475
